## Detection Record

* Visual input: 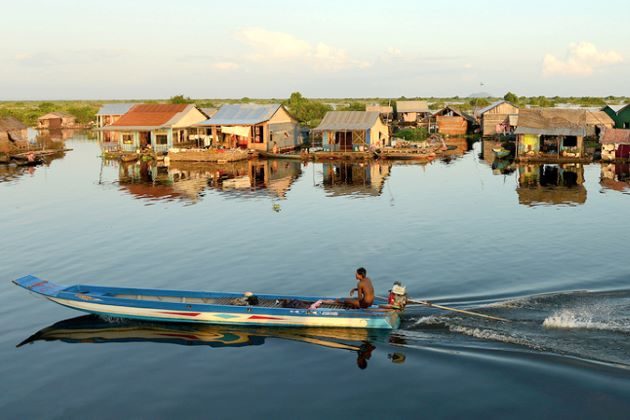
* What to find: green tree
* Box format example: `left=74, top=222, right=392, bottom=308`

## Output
left=283, top=92, right=332, bottom=128
left=341, top=101, right=365, bottom=111
left=169, top=94, right=193, bottom=104
left=503, top=92, right=518, bottom=104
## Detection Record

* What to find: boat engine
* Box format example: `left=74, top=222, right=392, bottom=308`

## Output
left=388, top=282, right=408, bottom=309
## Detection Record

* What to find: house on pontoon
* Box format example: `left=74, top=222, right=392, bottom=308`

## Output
left=95, top=103, right=136, bottom=142
left=103, top=104, right=207, bottom=153
left=476, top=100, right=519, bottom=137
left=312, top=111, right=390, bottom=152
left=37, top=112, right=77, bottom=129
left=193, top=103, right=302, bottom=152
left=601, top=104, right=630, bottom=129
left=395, top=101, right=431, bottom=126
left=515, top=108, right=614, bottom=162
left=433, top=105, right=476, bottom=136
left=366, top=104, right=394, bottom=124
left=600, top=128, right=630, bottom=161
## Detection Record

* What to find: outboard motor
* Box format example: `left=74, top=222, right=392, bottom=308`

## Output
left=388, top=281, right=408, bottom=309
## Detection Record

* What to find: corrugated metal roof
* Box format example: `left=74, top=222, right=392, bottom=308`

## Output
left=396, top=101, right=429, bottom=113
left=515, top=108, right=587, bottom=136
left=109, top=104, right=191, bottom=128
left=197, top=104, right=282, bottom=126
left=477, top=100, right=518, bottom=115
left=313, top=111, right=381, bottom=131
left=433, top=105, right=476, bottom=123
left=38, top=112, right=75, bottom=120
left=600, top=128, right=630, bottom=145
left=605, top=104, right=630, bottom=114
left=366, top=105, right=393, bottom=114
left=96, top=103, right=136, bottom=116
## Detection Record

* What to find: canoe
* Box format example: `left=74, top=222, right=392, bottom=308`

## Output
left=13, top=275, right=400, bottom=329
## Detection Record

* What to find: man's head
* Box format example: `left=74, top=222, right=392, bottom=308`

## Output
left=356, top=267, right=367, bottom=280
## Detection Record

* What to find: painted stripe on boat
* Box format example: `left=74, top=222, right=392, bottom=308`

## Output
left=47, top=297, right=398, bottom=329
left=158, top=311, right=201, bottom=317
left=248, top=315, right=285, bottom=320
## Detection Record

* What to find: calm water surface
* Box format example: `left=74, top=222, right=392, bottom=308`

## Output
left=1, top=133, right=630, bottom=419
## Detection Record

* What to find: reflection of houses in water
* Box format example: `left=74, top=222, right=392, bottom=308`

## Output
left=517, top=164, right=586, bottom=206
left=36, top=128, right=76, bottom=142
left=117, top=159, right=303, bottom=203
left=441, top=138, right=470, bottom=162
left=321, top=162, right=391, bottom=197
left=600, top=163, right=630, bottom=193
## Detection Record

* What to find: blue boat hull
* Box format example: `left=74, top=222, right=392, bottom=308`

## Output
left=13, top=275, right=400, bottom=329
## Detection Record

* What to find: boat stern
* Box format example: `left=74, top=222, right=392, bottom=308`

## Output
left=13, top=275, right=66, bottom=298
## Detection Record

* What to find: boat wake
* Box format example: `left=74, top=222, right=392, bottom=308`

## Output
left=400, top=289, right=630, bottom=367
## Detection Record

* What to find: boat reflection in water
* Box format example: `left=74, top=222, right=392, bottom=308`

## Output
left=600, top=162, right=630, bottom=194
left=321, top=161, right=392, bottom=197
left=116, top=159, right=303, bottom=204
left=517, top=163, right=586, bottom=206
left=18, top=315, right=404, bottom=370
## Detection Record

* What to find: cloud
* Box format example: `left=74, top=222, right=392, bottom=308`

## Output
left=542, top=42, right=623, bottom=77
left=236, top=27, right=370, bottom=72
left=213, top=61, right=240, bottom=71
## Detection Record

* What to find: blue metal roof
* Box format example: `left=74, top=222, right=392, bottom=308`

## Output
left=96, top=103, right=136, bottom=116
left=197, top=103, right=282, bottom=126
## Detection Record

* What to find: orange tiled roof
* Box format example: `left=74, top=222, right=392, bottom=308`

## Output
left=111, top=104, right=189, bottom=127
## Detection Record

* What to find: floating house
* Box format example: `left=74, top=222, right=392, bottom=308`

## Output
left=396, top=101, right=431, bottom=125
left=601, top=104, right=630, bottom=129
left=600, top=129, right=630, bottom=161
left=37, top=112, right=77, bottom=129
left=433, top=106, right=475, bottom=136
left=477, top=100, right=519, bottom=137
left=366, top=104, right=394, bottom=124
left=515, top=108, right=614, bottom=162
left=104, top=104, right=207, bottom=153
left=313, top=111, right=390, bottom=152
left=194, top=103, right=301, bottom=152
left=0, top=117, right=29, bottom=157
left=95, top=103, right=136, bottom=142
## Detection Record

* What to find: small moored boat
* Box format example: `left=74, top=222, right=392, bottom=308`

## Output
left=492, top=147, right=511, bottom=159
left=13, top=275, right=401, bottom=329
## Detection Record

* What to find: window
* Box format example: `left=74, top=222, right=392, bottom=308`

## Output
left=122, top=134, right=134, bottom=144
left=253, top=126, right=263, bottom=143
left=155, top=134, right=168, bottom=145
left=563, top=136, right=577, bottom=147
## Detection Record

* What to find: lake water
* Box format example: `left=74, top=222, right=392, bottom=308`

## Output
left=1, top=133, right=630, bottom=419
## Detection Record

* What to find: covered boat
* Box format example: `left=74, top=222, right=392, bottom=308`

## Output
left=13, top=275, right=400, bottom=329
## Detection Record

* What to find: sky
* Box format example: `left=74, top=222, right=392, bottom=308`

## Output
left=1, top=0, right=629, bottom=100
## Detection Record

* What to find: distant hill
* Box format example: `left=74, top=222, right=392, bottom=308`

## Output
left=467, top=92, right=494, bottom=98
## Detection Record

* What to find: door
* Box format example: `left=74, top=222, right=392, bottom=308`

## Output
left=336, top=131, right=352, bottom=151
left=617, top=144, right=630, bottom=159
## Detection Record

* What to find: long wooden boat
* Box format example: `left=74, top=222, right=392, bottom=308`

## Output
left=13, top=275, right=400, bottom=329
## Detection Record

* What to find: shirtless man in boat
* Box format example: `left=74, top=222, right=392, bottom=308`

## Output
left=344, top=267, right=375, bottom=309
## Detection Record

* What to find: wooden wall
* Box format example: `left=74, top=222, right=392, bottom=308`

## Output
left=436, top=116, right=467, bottom=136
